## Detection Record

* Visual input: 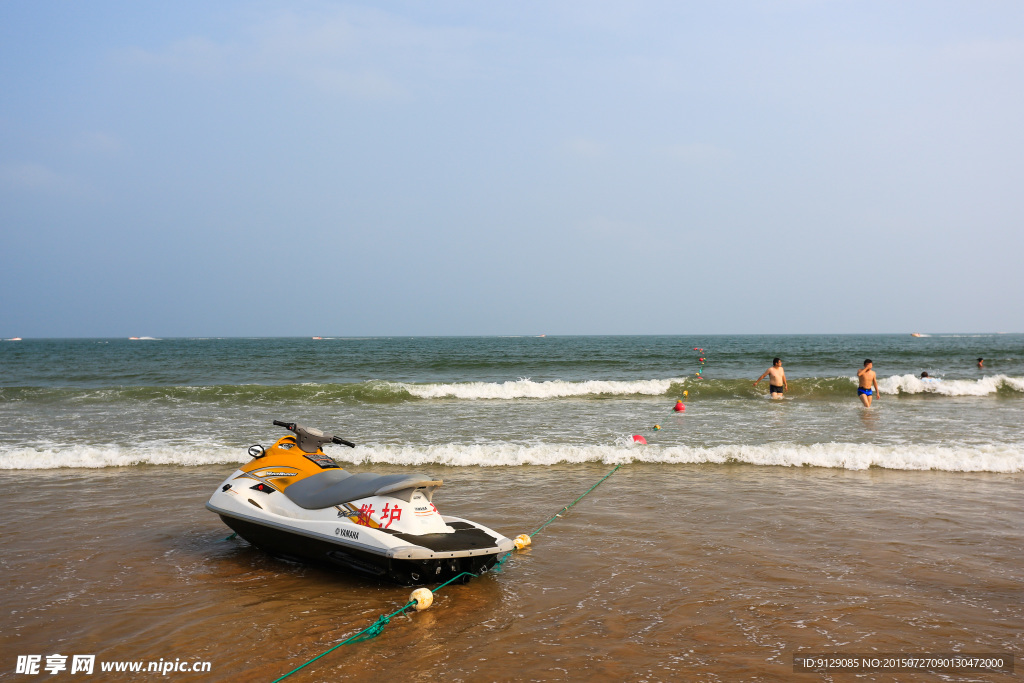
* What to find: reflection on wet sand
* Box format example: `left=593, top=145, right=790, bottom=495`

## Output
left=1, top=464, right=1020, bottom=680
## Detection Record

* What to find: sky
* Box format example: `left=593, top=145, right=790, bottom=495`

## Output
left=1, top=1, right=1022, bottom=336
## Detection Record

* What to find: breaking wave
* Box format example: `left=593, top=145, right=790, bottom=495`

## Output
left=878, top=374, right=1024, bottom=396
left=2, top=375, right=1021, bottom=405
left=403, top=378, right=676, bottom=399
left=0, top=445, right=248, bottom=470
left=3, top=441, right=1021, bottom=473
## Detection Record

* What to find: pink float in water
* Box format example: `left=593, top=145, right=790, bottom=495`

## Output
left=673, top=400, right=686, bottom=412
left=632, top=435, right=647, bottom=444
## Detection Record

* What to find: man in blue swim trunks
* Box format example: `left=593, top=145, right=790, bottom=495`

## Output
left=857, top=359, right=880, bottom=407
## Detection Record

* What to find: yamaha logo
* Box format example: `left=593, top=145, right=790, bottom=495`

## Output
left=334, top=527, right=360, bottom=540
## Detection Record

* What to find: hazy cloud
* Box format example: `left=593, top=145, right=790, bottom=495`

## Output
left=119, top=7, right=489, bottom=100
left=576, top=215, right=650, bottom=244
left=0, top=163, right=78, bottom=193
left=74, top=132, right=125, bottom=156
left=562, top=138, right=608, bottom=159
left=939, top=39, right=1024, bottom=65
left=123, top=36, right=229, bottom=74
left=662, top=143, right=735, bottom=167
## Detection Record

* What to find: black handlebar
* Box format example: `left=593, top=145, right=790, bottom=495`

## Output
left=273, top=420, right=355, bottom=449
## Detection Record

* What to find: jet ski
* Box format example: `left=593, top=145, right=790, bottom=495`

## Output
left=207, top=421, right=514, bottom=584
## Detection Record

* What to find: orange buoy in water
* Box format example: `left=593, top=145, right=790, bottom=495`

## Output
left=632, top=435, right=647, bottom=444
left=673, top=400, right=686, bottom=412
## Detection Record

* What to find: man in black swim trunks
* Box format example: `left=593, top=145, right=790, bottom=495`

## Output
left=754, top=358, right=787, bottom=399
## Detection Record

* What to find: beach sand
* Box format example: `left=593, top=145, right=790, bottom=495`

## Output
left=2, top=464, right=1020, bottom=681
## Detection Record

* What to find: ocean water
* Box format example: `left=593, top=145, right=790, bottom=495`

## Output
left=2, top=335, right=1021, bottom=679
left=1, top=334, right=1022, bottom=472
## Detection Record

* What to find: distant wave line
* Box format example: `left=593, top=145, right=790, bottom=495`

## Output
left=2, top=441, right=1020, bottom=473
left=1, top=375, right=1022, bottom=404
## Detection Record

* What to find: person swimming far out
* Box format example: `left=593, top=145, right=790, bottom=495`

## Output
left=857, top=359, right=880, bottom=407
left=754, top=357, right=787, bottom=399
left=977, top=358, right=984, bottom=368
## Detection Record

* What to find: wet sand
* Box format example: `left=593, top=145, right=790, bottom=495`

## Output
left=2, top=465, right=1021, bottom=681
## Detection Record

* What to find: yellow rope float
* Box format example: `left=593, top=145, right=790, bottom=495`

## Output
left=409, top=587, right=433, bottom=611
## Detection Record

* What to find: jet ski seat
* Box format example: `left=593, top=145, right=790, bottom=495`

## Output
left=283, top=470, right=442, bottom=509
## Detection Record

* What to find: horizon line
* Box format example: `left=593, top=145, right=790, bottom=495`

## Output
left=3, top=332, right=1020, bottom=341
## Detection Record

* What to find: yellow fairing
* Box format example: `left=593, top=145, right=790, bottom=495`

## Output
left=237, top=436, right=341, bottom=489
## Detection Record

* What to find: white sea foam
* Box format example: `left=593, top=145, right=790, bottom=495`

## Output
left=341, top=442, right=1023, bottom=472
left=877, top=374, right=1024, bottom=396
left=399, top=375, right=1023, bottom=400
left=0, top=445, right=247, bottom=470
left=4, top=441, right=1020, bottom=473
left=402, top=377, right=680, bottom=399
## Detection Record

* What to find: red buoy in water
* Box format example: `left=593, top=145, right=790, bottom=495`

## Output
left=632, top=435, right=647, bottom=444
left=673, top=400, right=686, bottom=412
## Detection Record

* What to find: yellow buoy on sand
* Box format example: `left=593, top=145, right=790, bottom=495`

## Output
left=409, top=587, right=433, bottom=611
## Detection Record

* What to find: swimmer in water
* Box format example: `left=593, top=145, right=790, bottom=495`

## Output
left=754, top=357, right=787, bottom=399
left=857, top=359, right=880, bottom=407
left=977, top=358, right=984, bottom=368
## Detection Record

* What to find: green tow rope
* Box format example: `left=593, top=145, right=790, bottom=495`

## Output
left=529, top=464, right=621, bottom=538
left=270, top=601, right=416, bottom=683
left=270, top=464, right=620, bottom=682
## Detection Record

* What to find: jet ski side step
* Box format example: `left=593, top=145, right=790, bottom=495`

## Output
left=219, top=514, right=501, bottom=585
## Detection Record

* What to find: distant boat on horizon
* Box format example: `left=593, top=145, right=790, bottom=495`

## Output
left=5, top=337, right=21, bottom=341
left=129, top=337, right=159, bottom=340
left=910, top=332, right=924, bottom=337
